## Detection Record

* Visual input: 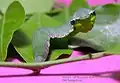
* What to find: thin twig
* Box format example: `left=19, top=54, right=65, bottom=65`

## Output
left=0, top=52, right=107, bottom=72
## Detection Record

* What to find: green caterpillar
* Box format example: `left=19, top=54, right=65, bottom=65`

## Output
left=32, top=8, right=96, bottom=62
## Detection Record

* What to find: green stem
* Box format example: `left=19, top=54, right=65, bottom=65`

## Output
left=0, top=52, right=107, bottom=71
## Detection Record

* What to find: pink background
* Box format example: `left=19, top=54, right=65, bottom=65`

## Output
left=1, top=0, right=120, bottom=83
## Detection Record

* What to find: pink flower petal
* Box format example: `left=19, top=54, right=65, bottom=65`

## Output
left=87, top=0, right=115, bottom=6
left=70, top=50, right=84, bottom=57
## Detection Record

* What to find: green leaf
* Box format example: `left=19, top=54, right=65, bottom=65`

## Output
left=0, top=0, right=54, bottom=14
left=71, top=4, right=120, bottom=54
left=12, top=30, right=31, bottom=47
left=69, top=0, right=90, bottom=15
left=0, top=1, right=25, bottom=61
left=49, top=49, right=72, bottom=60
left=19, top=0, right=54, bottom=14
left=12, top=13, right=62, bottom=62
left=53, top=0, right=90, bottom=23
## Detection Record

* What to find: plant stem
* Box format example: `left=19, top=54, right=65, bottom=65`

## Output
left=0, top=52, right=108, bottom=72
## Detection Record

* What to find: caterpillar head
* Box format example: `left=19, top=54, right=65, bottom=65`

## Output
left=70, top=8, right=96, bottom=33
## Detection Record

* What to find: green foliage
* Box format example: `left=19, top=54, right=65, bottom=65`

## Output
left=0, top=0, right=120, bottom=63
left=0, top=0, right=54, bottom=14
left=0, top=1, right=25, bottom=61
